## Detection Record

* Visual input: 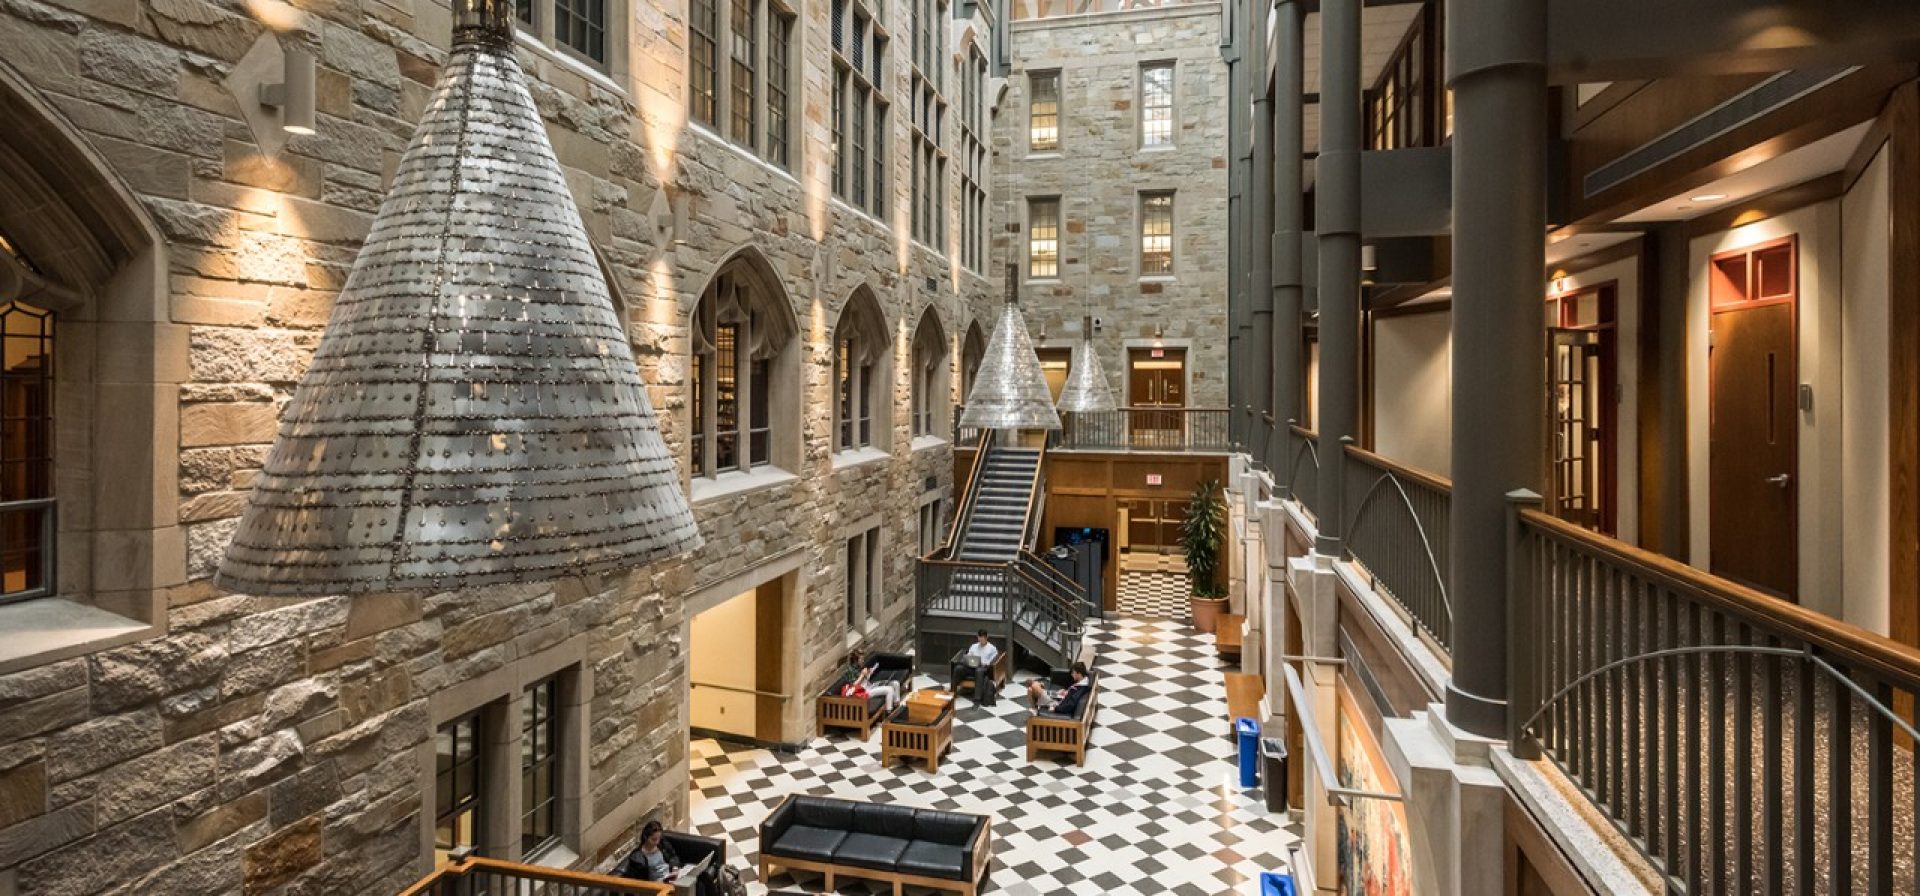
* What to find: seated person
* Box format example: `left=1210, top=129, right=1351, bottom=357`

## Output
left=1025, top=661, right=1092, bottom=717
left=619, top=820, right=685, bottom=883
left=949, top=629, right=1000, bottom=706
left=838, top=654, right=902, bottom=711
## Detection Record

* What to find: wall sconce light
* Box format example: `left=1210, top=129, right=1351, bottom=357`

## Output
left=259, top=45, right=316, bottom=135
left=1153, top=323, right=1164, bottom=346
left=669, top=189, right=691, bottom=247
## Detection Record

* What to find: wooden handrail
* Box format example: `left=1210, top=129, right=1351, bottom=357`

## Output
left=1519, top=508, right=1920, bottom=690
left=1016, top=436, right=1047, bottom=552
left=1289, top=424, right=1318, bottom=440
left=1344, top=444, right=1451, bottom=494
left=920, top=557, right=1014, bottom=571
left=397, top=856, right=672, bottom=896
left=934, top=429, right=994, bottom=559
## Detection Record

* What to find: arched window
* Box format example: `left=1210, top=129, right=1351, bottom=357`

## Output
left=910, top=307, right=948, bottom=439
left=961, top=320, right=987, bottom=401
left=0, top=246, right=55, bottom=602
left=689, top=253, right=798, bottom=479
left=833, top=288, right=891, bottom=452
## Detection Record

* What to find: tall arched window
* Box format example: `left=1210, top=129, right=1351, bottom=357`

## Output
left=960, top=320, right=986, bottom=401
left=0, top=242, right=55, bottom=602
left=910, top=307, right=948, bottom=439
left=689, top=253, right=798, bottom=479
left=833, top=288, right=891, bottom=452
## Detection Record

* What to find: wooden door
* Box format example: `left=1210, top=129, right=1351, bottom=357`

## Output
left=1708, top=239, right=1798, bottom=599
left=1128, top=348, right=1186, bottom=439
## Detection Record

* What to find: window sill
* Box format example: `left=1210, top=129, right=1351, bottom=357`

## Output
left=0, top=598, right=156, bottom=676
left=684, top=123, right=801, bottom=186
left=829, top=198, right=891, bottom=231
left=524, top=840, right=580, bottom=871
left=1027, top=150, right=1063, bottom=159
left=1139, top=275, right=1177, bottom=284
left=513, top=33, right=626, bottom=99
left=1139, top=144, right=1178, bottom=153
left=911, top=434, right=949, bottom=453
left=831, top=446, right=892, bottom=472
left=690, top=466, right=799, bottom=505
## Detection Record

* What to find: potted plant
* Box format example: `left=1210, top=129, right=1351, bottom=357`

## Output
left=1180, top=479, right=1229, bottom=633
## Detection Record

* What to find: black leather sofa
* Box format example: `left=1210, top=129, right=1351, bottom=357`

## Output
left=758, top=795, right=991, bottom=896
left=616, top=830, right=726, bottom=896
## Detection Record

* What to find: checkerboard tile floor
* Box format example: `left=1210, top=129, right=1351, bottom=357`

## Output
left=688, top=617, right=1299, bottom=895
left=1116, top=569, right=1192, bottom=621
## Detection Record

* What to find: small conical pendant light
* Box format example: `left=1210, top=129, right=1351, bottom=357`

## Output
left=217, top=0, right=700, bottom=595
left=960, top=271, right=1060, bottom=430
left=1057, top=315, right=1117, bottom=413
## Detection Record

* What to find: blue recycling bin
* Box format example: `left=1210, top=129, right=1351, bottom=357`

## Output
left=1235, top=716, right=1260, bottom=788
left=1259, top=871, right=1298, bottom=896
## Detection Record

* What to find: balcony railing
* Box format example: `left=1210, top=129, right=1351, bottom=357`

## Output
left=1512, top=507, right=1920, bottom=894
left=1056, top=407, right=1231, bottom=452
left=1341, top=446, right=1451, bottom=653
left=1278, top=425, right=1320, bottom=524
left=1009, top=0, right=1214, bottom=19
left=397, top=854, right=672, bottom=896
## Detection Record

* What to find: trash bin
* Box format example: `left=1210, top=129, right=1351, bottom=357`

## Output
left=1260, top=737, right=1289, bottom=812
left=1235, top=717, right=1260, bottom=788
left=1259, top=871, right=1298, bottom=896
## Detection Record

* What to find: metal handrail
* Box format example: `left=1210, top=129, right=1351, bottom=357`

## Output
left=690, top=680, right=792, bottom=700
left=1281, top=663, right=1403, bottom=805
left=934, top=428, right=995, bottom=560
left=1341, top=445, right=1451, bottom=651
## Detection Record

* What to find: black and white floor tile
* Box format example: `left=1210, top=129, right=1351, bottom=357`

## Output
left=1116, top=570, right=1191, bottom=621
left=688, top=618, right=1299, bottom=895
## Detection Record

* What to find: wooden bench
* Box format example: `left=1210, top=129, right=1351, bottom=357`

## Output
left=816, top=653, right=915, bottom=740
left=1216, top=613, right=1244, bottom=660
left=1025, top=676, right=1099, bottom=766
left=1224, top=672, right=1264, bottom=731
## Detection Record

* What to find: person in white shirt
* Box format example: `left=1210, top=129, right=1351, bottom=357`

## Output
left=950, top=630, right=1001, bottom=706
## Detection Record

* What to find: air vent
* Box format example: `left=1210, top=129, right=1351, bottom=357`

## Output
left=1583, top=67, right=1857, bottom=199
left=924, top=475, right=938, bottom=492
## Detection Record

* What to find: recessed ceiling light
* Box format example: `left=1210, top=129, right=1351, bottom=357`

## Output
left=1690, top=193, right=1728, bottom=202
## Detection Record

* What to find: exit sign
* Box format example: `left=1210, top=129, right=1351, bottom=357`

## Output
left=1146, top=474, right=1163, bottom=486
left=1150, top=348, right=1165, bottom=358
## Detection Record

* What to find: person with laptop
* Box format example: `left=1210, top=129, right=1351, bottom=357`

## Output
left=949, top=629, right=1001, bottom=707
left=1026, top=661, right=1092, bottom=717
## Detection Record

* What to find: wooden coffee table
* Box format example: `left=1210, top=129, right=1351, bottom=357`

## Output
left=882, top=690, right=955, bottom=772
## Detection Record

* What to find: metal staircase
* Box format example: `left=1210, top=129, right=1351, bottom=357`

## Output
left=917, top=433, right=1086, bottom=673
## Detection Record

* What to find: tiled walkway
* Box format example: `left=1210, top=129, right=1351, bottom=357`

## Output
left=688, top=617, right=1299, bottom=895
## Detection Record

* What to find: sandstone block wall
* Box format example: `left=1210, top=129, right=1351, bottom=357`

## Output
left=0, top=0, right=1001, bottom=889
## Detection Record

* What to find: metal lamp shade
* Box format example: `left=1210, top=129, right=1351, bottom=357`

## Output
left=959, top=303, right=1061, bottom=430
left=1056, top=334, right=1117, bottom=413
left=216, top=6, right=700, bottom=595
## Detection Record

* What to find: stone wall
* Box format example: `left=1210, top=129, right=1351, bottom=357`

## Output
left=991, top=4, right=1230, bottom=407
left=0, top=0, right=1000, bottom=889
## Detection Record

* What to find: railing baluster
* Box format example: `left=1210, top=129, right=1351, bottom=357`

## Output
left=1832, top=660, right=1854, bottom=894
left=1795, top=651, right=1815, bottom=893
left=1627, top=575, right=1644, bottom=843
left=1764, top=633, right=1783, bottom=893
left=1733, top=621, right=1752, bottom=893
left=1662, top=587, right=1680, bottom=883
left=1706, top=611, right=1725, bottom=894
left=1867, top=676, right=1893, bottom=895
left=1685, top=601, right=1704, bottom=894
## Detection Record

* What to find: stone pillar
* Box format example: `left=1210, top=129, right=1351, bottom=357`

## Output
left=1445, top=0, right=1548, bottom=738
left=1227, top=0, right=1251, bottom=449
left=1312, top=0, right=1360, bottom=556
left=1247, top=0, right=1275, bottom=465
left=1270, top=0, right=1305, bottom=473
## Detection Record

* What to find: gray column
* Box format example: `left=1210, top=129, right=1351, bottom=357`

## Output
left=1269, top=0, right=1304, bottom=473
left=1226, top=1, right=1250, bottom=447
left=1446, top=0, right=1548, bottom=739
left=1247, top=0, right=1275, bottom=465
left=1312, top=0, right=1360, bottom=556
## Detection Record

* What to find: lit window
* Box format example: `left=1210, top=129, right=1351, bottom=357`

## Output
left=834, top=291, right=889, bottom=451
left=1029, top=70, right=1060, bottom=151
left=0, top=301, right=53, bottom=604
left=1028, top=197, right=1060, bottom=279
left=1141, top=191, right=1174, bottom=275
left=911, top=309, right=947, bottom=437
left=691, top=261, right=793, bottom=478
left=1141, top=62, right=1173, bottom=147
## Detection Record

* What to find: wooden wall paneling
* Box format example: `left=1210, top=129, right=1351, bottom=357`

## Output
left=1888, top=81, right=1920, bottom=652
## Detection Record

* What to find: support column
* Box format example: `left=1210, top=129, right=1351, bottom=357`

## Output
left=1446, top=0, right=1548, bottom=738
left=1270, top=0, right=1305, bottom=474
left=1247, top=0, right=1275, bottom=465
left=1227, top=0, right=1251, bottom=448
left=1312, top=0, right=1360, bottom=556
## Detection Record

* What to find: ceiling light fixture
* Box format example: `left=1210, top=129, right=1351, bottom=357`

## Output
left=1689, top=193, right=1728, bottom=202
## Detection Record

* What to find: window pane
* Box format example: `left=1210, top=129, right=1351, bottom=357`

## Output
left=832, top=71, right=847, bottom=196
left=691, top=345, right=707, bottom=476
left=555, top=0, right=606, bottom=63
left=851, top=89, right=868, bottom=208
left=749, top=357, right=770, bottom=466
left=690, top=0, right=719, bottom=125
left=715, top=323, right=739, bottom=471
left=0, top=302, right=53, bottom=601
left=730, top=0, right=756, bottom=144
left=872, top=102, right=887, bottom=217
left=1028, top=198, right=1059, bottom=279
left=1029, top=71, right=1059, bottom=151
left=1141, top=192, right=1174, bottom=275
left=1141, top=63, right=1173, bottom=147
left=767, top=13, right=792, bottom=166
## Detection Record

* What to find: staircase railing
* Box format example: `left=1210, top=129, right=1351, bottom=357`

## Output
left=1056, top=407, right=1232, bottom=452
left=1511, top=504, right=1920, bottom=894
left=931, top=428, right=995, bottom=560
left=1341, top=445, right=1452, bottom=653
left=1281, top=424, right=1320, bottom=524
left=398, top=853, right=671, bottom=895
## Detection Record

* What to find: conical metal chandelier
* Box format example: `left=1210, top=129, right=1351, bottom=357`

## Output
left=217, top=0, right=700, bottom=595
left=1056, top=315, right=1116, bottom=413
left=959, top=294, right=1061, bottom=430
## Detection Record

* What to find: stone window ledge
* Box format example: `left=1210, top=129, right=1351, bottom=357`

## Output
left=690, top=466, right=799, bottom=505
left=1138, top=275, right=1177, bottom=284
left=1026, top=152, right=1063, bottom=161
left=0, top=599, right=156, bottom=676
left=685, top=123, right=801, bottom=186
left=514, top=32, right=626, bottom=99
left=831, top=446, right=892, bottom=472
left=524, top=840, right=581, bottom=871
left=910, top=434, right=949, bottom=453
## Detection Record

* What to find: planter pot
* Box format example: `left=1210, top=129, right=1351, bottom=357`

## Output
left=1189, top=595, right=1228, bottom=633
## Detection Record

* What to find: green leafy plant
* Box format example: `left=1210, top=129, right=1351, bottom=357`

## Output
left=1180, top=479, right=1227, bottom=598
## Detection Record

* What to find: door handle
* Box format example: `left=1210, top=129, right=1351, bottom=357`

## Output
left=1766, top=474, right=1791, bottom=488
